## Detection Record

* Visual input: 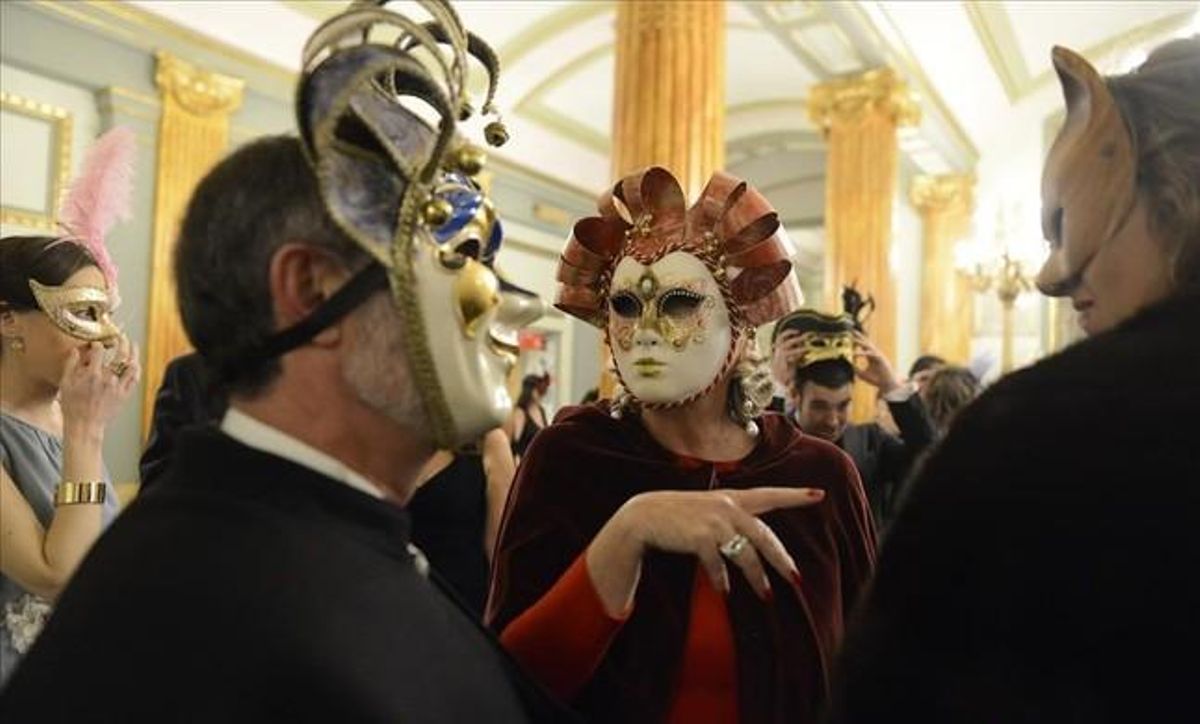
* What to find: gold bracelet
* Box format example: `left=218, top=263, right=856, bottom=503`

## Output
left=54, top=481, right=107, bottom=506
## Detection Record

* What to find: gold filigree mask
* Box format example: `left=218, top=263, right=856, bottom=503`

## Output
left=29, top=280, right=121, bottom=346
left=608, top=269, right=714, bottom=353
left=794, top=331, right=854, bottom=365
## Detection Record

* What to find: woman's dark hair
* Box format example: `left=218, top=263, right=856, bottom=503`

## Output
left=793, top=358, right=855, bottom=395
left=0, top=235, right=99, bottom=311
left=1107, top=36, right=1200, bottom=295
left=516, top=374, right=546, bottom=410
left=908, top=354, right=946, bottom=379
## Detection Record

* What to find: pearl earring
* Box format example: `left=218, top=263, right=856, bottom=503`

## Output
left=9, top=337, right=24, bottom=352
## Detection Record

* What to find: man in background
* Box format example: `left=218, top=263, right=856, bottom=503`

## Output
left=772, top=310, right=934, bottom=531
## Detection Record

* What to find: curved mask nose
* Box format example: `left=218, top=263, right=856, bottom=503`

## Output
left=496, top=279, right=546, bottom=328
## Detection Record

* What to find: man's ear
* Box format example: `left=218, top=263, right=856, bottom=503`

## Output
left=267, top=244, right=351, bottom=347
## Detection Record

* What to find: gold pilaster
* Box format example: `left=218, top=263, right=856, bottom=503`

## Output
left=602, top=0, right=726, bottom=398
left=808, top=67, right=919, bottom=421
left=910, top=173, right=975, bottom=364
left=143, top=52, right=243, bottom=435
left=612, top=0, right=725, bottom=197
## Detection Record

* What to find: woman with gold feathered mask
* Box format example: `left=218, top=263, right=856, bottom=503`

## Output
left=0, top=128, right=140, bottom=683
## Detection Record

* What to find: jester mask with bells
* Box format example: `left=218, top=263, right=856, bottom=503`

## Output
left=557, top=167, right=804, bottom=411
left=287, top=0, right=542, bottom=447
left=1037, top=46, right=1139, bottom=296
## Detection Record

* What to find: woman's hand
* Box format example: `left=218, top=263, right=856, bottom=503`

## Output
left=58, top=337, right=140, bottom=435
left=587, top=486, right=825, bottom=617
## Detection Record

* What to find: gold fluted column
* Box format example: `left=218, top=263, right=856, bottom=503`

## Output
left=600, top=0, right=726, bottom=398
left=910, top=173, right=975, bottom=364
left=808, top=67, right=919, bottom=422
left=143, top=52, right=243, bottom=435
left=612, top=0, right=725, bottom=199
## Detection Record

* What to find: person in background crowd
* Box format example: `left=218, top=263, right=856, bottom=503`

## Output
left=507, top=372, right=550, bottom=462
left=772, top=312, right=935, bottom=531
left=489, top=167, right=874, bottom=723
left=828, top=38, right=1200, bottom=723
left=907, top=354, right=945, bottom=393
left=409, top=427, right=516, bottom=617
left=139, top=351, right=226, bottom=491
left=920, top=365, right=980, bottom=437
left=0, top=2, right=571, bottom=720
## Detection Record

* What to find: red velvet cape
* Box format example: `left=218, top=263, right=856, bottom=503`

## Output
left=487, top=404, right=877, bottom=723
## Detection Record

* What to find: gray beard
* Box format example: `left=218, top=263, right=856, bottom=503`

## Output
left=341, top=293, right=428, bottom=433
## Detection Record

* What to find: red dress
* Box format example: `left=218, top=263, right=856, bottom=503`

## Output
left=488, top=406, right=877, bottom=723
left=500, top=459, right=742, bottom=723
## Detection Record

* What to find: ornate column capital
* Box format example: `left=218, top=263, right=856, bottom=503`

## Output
left=807, top=67, right=920, bottom=132
left=910, top=173, right=975, bottom=215
left=155, top=51, right=244, bottom=116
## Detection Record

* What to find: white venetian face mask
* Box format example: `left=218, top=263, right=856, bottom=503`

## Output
left=410, top=179, right=544, bottom=446
left=608, top=251, right=733, bottom=405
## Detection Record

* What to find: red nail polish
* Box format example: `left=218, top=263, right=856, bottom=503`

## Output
left=761, top=585, right=774, bottom=603
left=791, top=571, right=803, bottom=589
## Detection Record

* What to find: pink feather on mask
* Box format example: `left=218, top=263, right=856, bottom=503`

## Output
left=57, top=126, right=137, bottom=308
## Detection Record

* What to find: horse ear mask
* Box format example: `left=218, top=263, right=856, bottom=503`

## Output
left=1037, top=46, right=1138, bottom=296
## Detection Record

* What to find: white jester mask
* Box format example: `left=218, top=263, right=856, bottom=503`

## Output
left=411, top=174, right=544, bottom=441
left=29, top=279, right=121, bottom=346
left=608, top=252, right=733, bottom=405
left=295, top=0, right=541, bottom=447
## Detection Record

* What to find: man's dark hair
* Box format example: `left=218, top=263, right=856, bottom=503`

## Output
left=908, top=354, right=946, bottom=378
left=175, top=135, right=369, bottom=397
left=793, top=358, right=855, bottom=394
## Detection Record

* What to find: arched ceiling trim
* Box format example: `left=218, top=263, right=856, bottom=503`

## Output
left=515, top=42, right=613, bottom=153
left=964, top=2, right=1196, bottom=103
left=498, top=1, right=613, bottom=71
left=836, top=1, right=980, bottom=168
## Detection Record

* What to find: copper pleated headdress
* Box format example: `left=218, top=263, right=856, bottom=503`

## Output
left=555, top=167, right=803, bottom=331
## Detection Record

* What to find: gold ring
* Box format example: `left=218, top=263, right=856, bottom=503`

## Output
left=108, top=361, right=129, bottom=377
left=719, top=533, right=749, bottom=559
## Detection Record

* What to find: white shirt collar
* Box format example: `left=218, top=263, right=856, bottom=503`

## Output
left=220, top=407, right=384, bottom=500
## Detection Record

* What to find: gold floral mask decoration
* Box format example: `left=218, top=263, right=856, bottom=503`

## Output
left=29, top=280, right=121, bottom=346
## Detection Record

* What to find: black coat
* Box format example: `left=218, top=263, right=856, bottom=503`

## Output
left=139, top=352, right=226, bottom=490
left=837, top=394, right=935, bottom=530
left=1, top=428, right=574, bottom=723
left=826, top=293, right=1200, bottom=723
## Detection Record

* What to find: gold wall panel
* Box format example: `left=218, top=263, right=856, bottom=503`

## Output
left=142, top=52, right=243, bottom=436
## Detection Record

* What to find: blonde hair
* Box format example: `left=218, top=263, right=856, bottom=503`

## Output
left=923, top=366, right=980, bottom=435
left=1107, top=36, right=1200, bottom=295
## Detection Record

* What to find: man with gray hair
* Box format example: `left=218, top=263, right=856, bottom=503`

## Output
left=0, top=2, right=570, bottom=721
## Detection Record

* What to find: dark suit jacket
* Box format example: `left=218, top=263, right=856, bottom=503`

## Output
left=816, top=394, right=935, bottom=531
left=139, top=352, right=226, bottom=490
left=827, top=293, right=1200, bottom=723
left=1, top=428, right=575, bottom=723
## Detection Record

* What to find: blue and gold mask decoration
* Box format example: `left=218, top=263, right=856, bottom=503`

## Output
left=294, top=0, right=543, bottom=447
